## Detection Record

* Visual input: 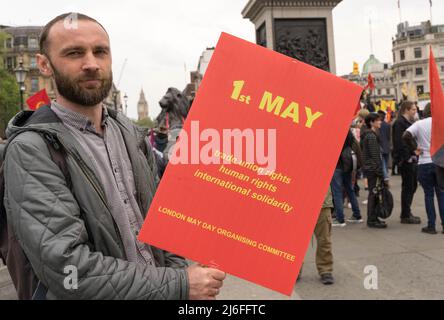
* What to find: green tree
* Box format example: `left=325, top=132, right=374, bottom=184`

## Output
left=134, top=117, right=154, bottom=129
left=0, top=30, right=7, bottom=69
left=0, top=68, right=20, bottom=138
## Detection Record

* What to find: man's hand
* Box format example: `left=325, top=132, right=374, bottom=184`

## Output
left=414, top=148, right=422, bottom=156
left=187, top=264, right=226, bottom=300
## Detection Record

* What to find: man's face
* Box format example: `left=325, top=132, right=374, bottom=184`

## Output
left=407, top=106, right=417, bottom=121
left=373, top=118, right=382, bottom=129
left=38, top=19, right=113, bottom=107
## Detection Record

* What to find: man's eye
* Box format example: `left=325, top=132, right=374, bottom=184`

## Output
left=95, top=49, right=108, bottom=55
left=68, top=51, right=82, bottom=56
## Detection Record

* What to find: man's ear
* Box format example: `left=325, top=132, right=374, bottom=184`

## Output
left=36, top=54, right=53, bottom=77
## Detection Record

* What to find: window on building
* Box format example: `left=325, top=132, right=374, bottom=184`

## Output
left=400, top=50, right=405, bottom=61
left=414, top=47, right=422, bottom=59
left=5, top=56, right=15, bottom=69
left=415, top=67, right=423, bottom=76
left=5, top=38, right=12, bottom=48
left=393, top=52, right=396, bottom=63
left=386, top=88, right=391, bottom=95
left=14, top=36, right=28, bottom=48
left=417, top=85, right=424, bottom=95
left=30, top=56, right=37, bottom=69
left=377, top=89, right=382, bottom=95
left=31, top=78, right=39, bottom=93
left=440, top=45, right=444, bottom=56
left=28, top=37, right=38, bottom=49
left=441, top=65, right=444, bottom=73
left=401, top=70, right=406, bottom=78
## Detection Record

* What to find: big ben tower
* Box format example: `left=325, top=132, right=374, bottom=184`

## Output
left=137, top=88, right=149, bottom=120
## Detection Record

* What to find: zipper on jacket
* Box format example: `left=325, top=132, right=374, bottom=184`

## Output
left=56, top=136, right=126, bottom=254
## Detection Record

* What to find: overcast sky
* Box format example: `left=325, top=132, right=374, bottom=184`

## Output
left=1, top=0, right=443, bottom=119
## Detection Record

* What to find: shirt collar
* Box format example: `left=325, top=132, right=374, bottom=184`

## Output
left=51, top=102, right=109, bottom=134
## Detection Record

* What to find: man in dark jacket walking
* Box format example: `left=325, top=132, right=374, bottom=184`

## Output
left=392, top=101, right=421, bottom=224
left=362, top=113, right=387, bottom=228
left=3, top=13, right=225, bottom=300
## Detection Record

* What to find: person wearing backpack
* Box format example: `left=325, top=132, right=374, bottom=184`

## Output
left=362, top=113, right=387, bottom=229
left=1, top=13, right=225, bottom=300
left=330, top=130, right=363, bottom=227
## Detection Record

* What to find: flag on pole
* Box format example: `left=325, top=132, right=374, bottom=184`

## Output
left=408, top=85, right=418, bottom=102
left=26, top=89, right=51, bottom=110
left=401, top=83, right=408, bottom=97
left=352, top=62, right=359, bottom=75
left=364, top=73, right=375, bottom=91
left=429, top=48, right=444, bottom=163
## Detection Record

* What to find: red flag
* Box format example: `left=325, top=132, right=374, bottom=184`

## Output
left=429, top=48, right=444, bottom=167
left=364, top=73, right=375, bottom=91
left=26, top=89, right=51, bottom=110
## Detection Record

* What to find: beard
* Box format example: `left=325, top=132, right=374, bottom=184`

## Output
left=51, top=64, right=113, bottom=107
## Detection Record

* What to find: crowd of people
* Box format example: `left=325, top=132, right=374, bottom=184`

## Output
left=331, top=99, right=444, bottom=233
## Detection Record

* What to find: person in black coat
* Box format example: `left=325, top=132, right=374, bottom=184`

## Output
left=392, top=101, right=421, bottom=224
left=362, top=113, right=387, bottom=228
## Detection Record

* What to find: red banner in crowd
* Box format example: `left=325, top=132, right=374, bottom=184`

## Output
left=429, top=48, right=444, bottom=166
left=138, top=33, right=363, bottom=295
left=26, top=89, right=51, bottom=110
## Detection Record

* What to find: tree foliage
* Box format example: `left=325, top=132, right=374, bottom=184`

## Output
left=134, top=117, right=154, bottom=129
left=0, top=68, right=20, bottom=139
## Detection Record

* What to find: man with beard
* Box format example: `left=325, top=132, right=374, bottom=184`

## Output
left=2, top=13, right=225, bottom=300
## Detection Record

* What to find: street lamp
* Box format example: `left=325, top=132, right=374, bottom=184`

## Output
left=14, top=59, right=28, bottom=111
left=112, top=89, right=120, bottom=111
left=123, top=93, right=128, bottom=116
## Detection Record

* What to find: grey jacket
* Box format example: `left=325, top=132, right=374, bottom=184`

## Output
left=3, top=106, right=189, bottom=300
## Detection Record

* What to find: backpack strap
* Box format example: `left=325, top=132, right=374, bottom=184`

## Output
left=40, top=133, right=71, bottom=190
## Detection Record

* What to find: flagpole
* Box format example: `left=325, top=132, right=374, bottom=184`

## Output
left=369, top=19, right=374, bottom=55
left=398, top=0, right=402, bottom=23
left=429, top=0, right=433, bottom=25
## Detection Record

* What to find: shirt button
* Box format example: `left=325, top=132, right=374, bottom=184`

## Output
left=124, top=199, right=128, bottom=204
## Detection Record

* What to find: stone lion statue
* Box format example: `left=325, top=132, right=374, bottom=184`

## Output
left=156, top=87, right=191, bottom=130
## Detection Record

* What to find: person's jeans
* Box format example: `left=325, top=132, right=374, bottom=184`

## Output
left=365, top=170, right=379, bottom=223
left=330, top=168, right=361, bottom=222
left=399, top=162, right=418, bottom=218
left=382, top=153, right=390, bottom=180
left=417, top=163, right=444, bottom=228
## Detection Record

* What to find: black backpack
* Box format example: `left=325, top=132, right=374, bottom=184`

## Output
left=340, top=145, right=354, bottom=173
left=0, top=114, right=70, bottom=300
left=373, top=179, right=394, bottom=219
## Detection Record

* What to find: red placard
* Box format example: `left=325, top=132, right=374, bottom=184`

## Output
left=138, top=33, right=363, bottom=295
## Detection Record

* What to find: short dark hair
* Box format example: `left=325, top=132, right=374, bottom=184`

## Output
left=423, top=103, right=431, bottom=118
left=377, top=110, right=386, bottom=120
left=398, top=101, right=415, bottom=116
left=365, top=113, right=380, bottom=128
left=39, top=13, right=108, bottom=56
